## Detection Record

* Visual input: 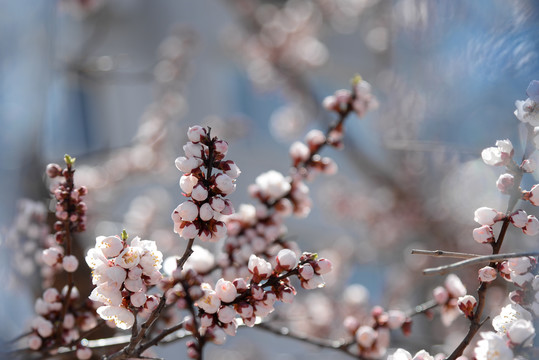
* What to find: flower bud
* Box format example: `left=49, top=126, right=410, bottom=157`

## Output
left=276, top=249, right=298, bottom=271
left=62, top=255, right=79, bottom=272
left=474, top=207, right=500, bottom=226
left=215, top=173, right=235, bottom=195
left=355, top=326, right=376, bottom=348
left=496, top=173, right=515, bottom=194
left=187, top=126, right=206, bottom=143
left=180, top=174, right=198, bottom=194
left=433, top=286, right=449, bottom=305
left=510, top=210, right=528, bottom=228
left=457, top=295, right=477, bottom=318
left=472, top=225, right=494, bottom=244
left=523, top=215, right=539, bottom=235
left=215, top=279, right=237, bottom=303
left=478, top=266, right=497, bottom=283
left=191, top=184, right=208, bottom=201
left=214, top=140, right=228, bottom=156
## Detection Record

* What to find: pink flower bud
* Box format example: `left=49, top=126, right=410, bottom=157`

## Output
left=180, top=174, right=198, bottom=194
left=130, top=291, right=147, bottom=308
left=210, top=327, right=227, bottom=345
left=28, top=334, right=42, bottom=350
left=200, top=313, right=214, bottom=328
left=478, top=266, right=497, bottom=283
left=248, top=255, right=272, bottom=281
left=214, top=140, right=228, bottom=156
left=523, top=215, right=539, bottom=235
left=175, top=156, right=202, bottom=173
left=508, top=257, right=532, bottom=274
left=173, top=201, right=199, bottom=222
left=215, top=173, right=235, bottom=195
left=335, top=89, right=352, bottom=106
left=522, top=159, right=536, bottom=172
left=210, top=197, right=225, bottom=212
left=187, top=126, right=206, bottom=143
left=355, top=326, right=376, bottom=348
left=183, top=142, right=205, bottom=158
left=314, top=258, right=333, bottom=274
left=191, top=184, right=208, bottom=201
left=527, top=184, right=539, bottom=205
left=276, top=249, right=298, bottom=271
left=199, top=203, right=214, bottom=221
left=221, top=200, right=234, bottom=215
left=215, top=278, right=237, bottom=303
left=305, top=129, right=326, bottom=148
left=43, top=288, right=60, bottom=303
left=457, top=295, right=477, bottom=318
left=46, top=163, right=62, bottom=178
left=76, top=347, right=92, bottom=360
left=42, top=247, right=62, bottom=266
left=433, top=286, right=449, bottom=305
left=217, top=306, right=235, bottom=324
left=445, top=274, right=466, bottom=298
left=511, top=210, right=528, bottom=228
left=181, top=223, right=199, bottom=239
left=322, top=95, right=338, bottom=111
left=299, top=263, right=314, bottom=280
left=62, top=255, right=79, bottom=272
left=474, top=207, right=500, bottom=226
left=387, top=310, right=406, bottom=329
left=303, top=275, right=325, bottom=289
left=496, top=173, right=515, bottom=194
left=222, top=160, right=241, bottom=179
left=289, top=141, right=310, bottom=162
left=212, top=222, right=227, bottom=241
left=472, top=225, right=494, bottom=244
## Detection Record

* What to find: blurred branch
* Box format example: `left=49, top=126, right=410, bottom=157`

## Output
left=411, top=249, right=479, bottom=259
left=422, top=251, right=539, bottom=276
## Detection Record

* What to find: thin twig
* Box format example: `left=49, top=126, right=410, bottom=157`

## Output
left=422, top=251, right=539, bottom=275
left=406, top=299, right=439, bottom=318
left=411, top=249, right=479, bottom=259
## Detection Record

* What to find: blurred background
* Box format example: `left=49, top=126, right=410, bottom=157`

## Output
left=1, top=0, right=539, bottom=358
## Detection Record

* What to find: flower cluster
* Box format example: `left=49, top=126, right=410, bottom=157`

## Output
left=344, top=306, right=411, bottom=359
left=28, top=286, right=97, bottom=358
left=219, top=79, right=377, bottom=279
left=323, top=76, right=378, bottom=118
left=86, top=233, right=163, bottom=329
left=191, top=251, right=331, bottom=348
left=172, top=125, right=240, bottom=242
left=432, top=274, right=468, bottom=326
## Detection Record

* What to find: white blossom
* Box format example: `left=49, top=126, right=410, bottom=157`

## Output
left=474, top=331, right=513, bottom=360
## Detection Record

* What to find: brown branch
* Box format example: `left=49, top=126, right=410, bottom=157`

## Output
left=411, top=249, right=479, bottom=259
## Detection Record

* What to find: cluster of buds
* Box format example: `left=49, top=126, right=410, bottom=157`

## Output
left=499, top=257, right=539, bottom=305
left=514, top=80, right=539, bottom=127
left=172, top=125, right=240, bottom=242
left=47, top=155, right=87, bottom=242
left=219, top=79, right=375, bottom=279
left=188, top=250, right=331, bottom=350
left=322, top=75, right=378, bottom=118
left=432, top=274, right=467, bottom=326
left=344, top=306, right=411, bottom=359
left=85, top=232, right=163, bottom=329
left=28, top=285, right=97, bottom=359
left=226, top=0, right=328, bottom=89
left=473, top=207, right=539, bottom=243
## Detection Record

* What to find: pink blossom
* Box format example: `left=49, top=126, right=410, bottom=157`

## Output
left=43, top=288, right=59, bottom=303
left=305, top=129, right=326, bottom=148
left=445, top=274, right=466, bottom=298
left=472, top=225, right=494, bottom=244
left=510, top=210, right=528, bottom=228
left=433, top=286, right=449, bottom=305
left=28, top=334, right=42, bottom=350
left=191, top=184, right=209, bottom=201
left=473, top=207, right=500, bottom=226
left=215, top=174, right=235, bottom=195
left=96, top=305, right=135, bottom=330
left=197, top=288, right=221, bottom=314
left=62, top=255, right=79, bottom=272
left=187, top=125, right=206, bottom=143
left=314, top=258, right=333, bottom=274
left=215, top=278, right=237, bottom=303
left=496, top=173, right=514, bottom=194
left=217, top=306, right=235, bottom=324
left=214, top=140, right=229, bottom=155
left=290, top=141, right=310, bottom=162
left=355, top=325, right=376, bottom=348
left=478, top=266, right=497, bottom=283
left=76, top=347, right=92, bottom=360
left=42, top=247, right=62, bottom=266
left=523, top=215, right=539, bottom=235
left=180, top=174, right=198, bottom=194
left=276, top=249, right=298, bottom=270
left=248, top=255, right=272, bottom=280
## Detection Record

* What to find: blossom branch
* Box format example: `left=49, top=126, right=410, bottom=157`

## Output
left=411, top=249, right=479, bottom=259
